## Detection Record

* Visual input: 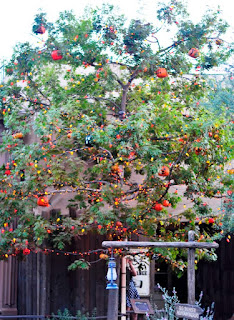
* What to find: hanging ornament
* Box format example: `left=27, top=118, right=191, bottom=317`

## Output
left=158, top=166, right=170, bottom=177
left=37, top=196, right=50, bottom=207
left=156, top=68, right=168, bottom=78
left=188, top=48, right=200, bottom=58
left=51, top=50, right=63, bottom=61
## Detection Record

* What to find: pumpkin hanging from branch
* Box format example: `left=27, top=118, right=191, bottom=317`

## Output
left=51, top=50, right=63, bottom=61
left=156, top=68, right=168, bottom=78
left=188, top=48, right=200, bottom=58
left=153, top=203, right=163, bottom=211
left=13, top=132, right=23, bottom=139
left=37, top=196, right=50, bottom=207
left=158, top=166, right=170, bottom=177
left=33, top=25, right=46, bottom=34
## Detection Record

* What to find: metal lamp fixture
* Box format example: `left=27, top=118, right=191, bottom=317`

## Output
left=106, top=253, right=118, bottom=289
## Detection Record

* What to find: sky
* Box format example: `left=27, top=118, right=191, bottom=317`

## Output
left=0, top=0, right=233, bottom=61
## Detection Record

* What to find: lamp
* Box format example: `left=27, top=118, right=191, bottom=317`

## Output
left=106, top=252, right=118, bottom=289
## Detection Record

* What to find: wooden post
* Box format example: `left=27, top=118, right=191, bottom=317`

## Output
left=187, top=230, right=195, bottom=304
left=107, top=288, right=119, bottom=320
left=121, top=256, right=127, bottom=320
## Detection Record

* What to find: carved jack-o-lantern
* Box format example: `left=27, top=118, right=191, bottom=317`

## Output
left=156, top=68, right=168, bottom=78
left=188, top=48, right=200, bottom=58
left=158, top=166, right=170, bottom=177
left=37, top=196, right=50, bottom=207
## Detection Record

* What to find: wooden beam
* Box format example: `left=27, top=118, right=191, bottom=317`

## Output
left=102, top=241, right=219, bottom=249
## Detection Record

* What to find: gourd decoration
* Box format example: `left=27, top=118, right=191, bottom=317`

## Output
left=51, top=50, right=63, bottom=61
left=156, top=68, right=168, bottom=78
left=158, top=166, right=170, bottom=177
left=188, top=48, right=200, bottom=58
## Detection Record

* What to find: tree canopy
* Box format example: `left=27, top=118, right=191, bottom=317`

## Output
left=0, top=1, right=233, bottom=270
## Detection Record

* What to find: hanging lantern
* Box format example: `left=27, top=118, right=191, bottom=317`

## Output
left=158, top=166, right=170, bottom=177
left=51, top=50, right=63, bottom=61
left=37, top=196, right=50, bottom=207
left=106, top=256, right=118, bottom=289
left=188, top=48, right=200, bottom=58
left=156, top=68, right=168, bottom=78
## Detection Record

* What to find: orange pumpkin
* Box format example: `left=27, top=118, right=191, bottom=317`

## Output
left=158, top=166, right=170, bottom=177
left=99, top=253, right=109, bottom=260
left=13, top=132, right=23, bottom=139
left=37, top=196, right=50, bottom=207
left=156, top=68, right=168, bottom=78
left=51, top=50, right=63, bottom=61
left=36, top=25, right=46, bottom=34
left=153, top=203, right=163, bottom=211
left=188, top=48, right=200, bottom=58
left=162, top=200, right=171, bottom=207
left=116, top=221, right=123, bottom=227
left=111, top=164, right=120, bottom=173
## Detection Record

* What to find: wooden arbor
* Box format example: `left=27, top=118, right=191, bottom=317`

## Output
left=102, top=231, right=219, bottom=320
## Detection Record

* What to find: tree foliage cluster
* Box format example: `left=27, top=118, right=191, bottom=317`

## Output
left=0, top=1, right=233, bottom=269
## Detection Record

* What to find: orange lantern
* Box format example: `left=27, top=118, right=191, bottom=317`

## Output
left=37, top=196, right=50, bottom=207
left=156, top=68, right=168, bottom=78
left=188, top=48, right=200, bottom=58
left=158, top=166, right=170, bottom=177
left=51, top=50, right=63, bottom=61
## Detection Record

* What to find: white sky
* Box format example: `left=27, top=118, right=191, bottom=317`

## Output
left=0, top=0, right=233, bottom=61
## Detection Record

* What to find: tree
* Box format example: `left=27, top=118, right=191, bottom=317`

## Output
left=0, top=1, right=233, bottom=270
